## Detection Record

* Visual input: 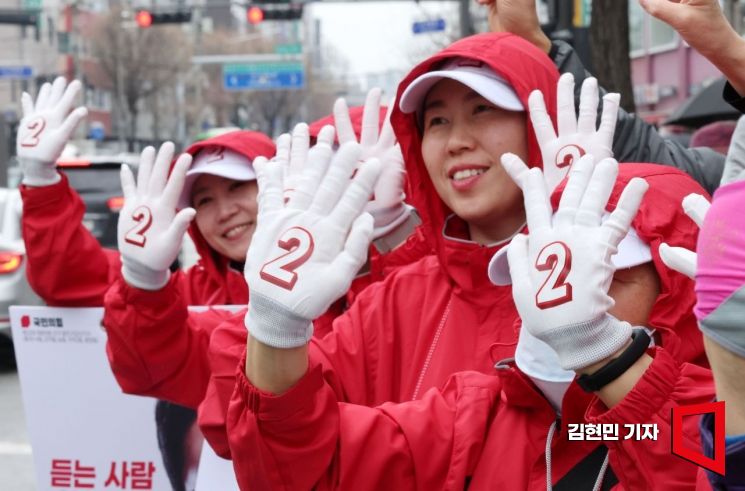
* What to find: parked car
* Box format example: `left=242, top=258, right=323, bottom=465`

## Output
left=0, top=187, right=43, bottom=343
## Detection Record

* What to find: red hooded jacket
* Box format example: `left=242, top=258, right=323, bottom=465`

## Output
left=224, top=163, right=714, bottom=490
left=21, top=130, right=275, bottom=307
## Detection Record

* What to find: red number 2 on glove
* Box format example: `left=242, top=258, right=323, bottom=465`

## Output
left=535, top=241, right=573, bottom=309
left=260, top=227, right=315, bottom=290
left=20, top=117, right=46, bottom=148
left=124, top=206, right=153, bottom=247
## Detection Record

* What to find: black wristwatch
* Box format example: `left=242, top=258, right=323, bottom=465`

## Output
left=576, top=329, right=651, bottom=393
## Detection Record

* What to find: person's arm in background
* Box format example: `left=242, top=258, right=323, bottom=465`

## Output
left=17, top=77, right=123, bottom=306
left=639, top=0, right=745, bottom=106
left=478, top=0, right=726, bottom=194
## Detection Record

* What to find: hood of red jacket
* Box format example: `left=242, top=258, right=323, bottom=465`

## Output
left=182, top=130, right=275, bottom=285
left=551, top=163, right=708, bottom=365
left=390, top=33, right=560, bottom=293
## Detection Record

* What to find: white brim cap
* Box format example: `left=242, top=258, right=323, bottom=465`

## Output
left=488, top=215, right=653, bottom=286
left=178, top=147, right=255, bottom=209
left=399, top=57, right=524, bottom=115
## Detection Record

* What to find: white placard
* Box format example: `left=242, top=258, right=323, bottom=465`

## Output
left=11, top=306, right=241, bottom=491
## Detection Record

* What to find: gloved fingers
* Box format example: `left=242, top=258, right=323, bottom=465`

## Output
left=521, top=167, right=552, bottom=232
left=722, top=115, right=745, bottom=185
left=681, top=193, right=710, bottom=228
left=165, top=207, right=197, bottom=246
left=556, top=73, right=577, bottom=136
left=602, top=177, right=648, bottom=248
left=659, top=243, right=697, bottom=280
left=528, top=90, right=556, bottom=146
left=328, top=158, right=382, bottom=231
left=308, top=142, right=362, bottom=216
left=333, top=97, right=357, bottom=145
left=288, top=138, right=335, bottom=211
left=555, top=154, right=595, bottom=228
left=57, top=107, right=88, bottom=143
left=148, top=142, right=176, bottom=197
left=331, top=212, right=375, bottom=282
left=575, top=157, right=618, bottom=228
left=315, top=124, right=336, bottom=147
left=360, top=87, right=382, bottom=148
left=21, top=92, right=34, bottom=118
left=55, top=79, right=82, bottom=117
left=506, top=234, right=531, bottom=295
left=373, top=147, right=405, bottom=206
left=576, top=77, right=599, bottom=135
left=163, top=153, right=193, bottom=208
left=35, top=82, right=52, bottom=111
left=288, top=123, right=310, bottom=178
left=377, top=102, right=396, bottom=152
left=500, top=152, right=531, bottom=189
left=274, top=132, right=291, bottom=167
left=254, top=157, right=284, bottom=217
left=47, top=77, right=67, bottom=111
left=120, top=164, right=137, bottom=201
left=597, top=93, right=620, bottom=145
left=136, top=146, right=156, bottom=196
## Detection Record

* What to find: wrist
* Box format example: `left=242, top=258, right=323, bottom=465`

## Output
left=120, top=257, right=170, bottom=291
left=373, top=205, right=420, bottom=253
left=19, top=157, right=60, bottom=187
left=246, top=292, right=313, bottom=349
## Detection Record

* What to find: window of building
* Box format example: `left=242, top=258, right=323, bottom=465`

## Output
left=629, top=1, right=678, bottom=57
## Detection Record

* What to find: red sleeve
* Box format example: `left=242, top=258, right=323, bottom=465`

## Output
left=21, top=174, right=121, bottom=306
left=585, top=348, right=716, bottom=491
left=103, top=274, right=234, bottom=408
left=227, top=365, right=500, bottom=491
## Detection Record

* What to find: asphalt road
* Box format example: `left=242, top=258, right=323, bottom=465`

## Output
left=0, top=348, right=37, bottom=491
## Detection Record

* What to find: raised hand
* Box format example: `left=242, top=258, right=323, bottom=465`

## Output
left=530, top=73, right=620, bottom=193
left=476, top=0, right=551, bottom=52
left=244, top=131, right=382, bottom=348
left=334, top=88, right=416, bottom=247
left=118, top=142, right=195, bottom=290
left=501, top=152, right=648, bottom=370
left=17, top=77, right=88, bottom=186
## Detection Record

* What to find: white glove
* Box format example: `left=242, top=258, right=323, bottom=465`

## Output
left=530, top=73, right=620, bottom=193
left=244, top=136, right=382, bottom=348
left=117, top=142, right=195, bottom=291
left=659, top=193, right=710, bottom=279
left=17, top=77, right=88, bottom=186
left=279, top=123, right=336, bottom=203
left=502, top=152, right=648, bottom=371
left=334, top=88, right=414, bottom=241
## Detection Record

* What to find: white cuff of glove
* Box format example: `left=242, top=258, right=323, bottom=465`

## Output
left=370, top=202, right=415, bottom=240
left=246, top=292, right=314, bottom=349
left=19, top=158, right=61, bottom=187
left=120, top=257, right=171, bottom=291
left=536, top=314, right=633, bottom=371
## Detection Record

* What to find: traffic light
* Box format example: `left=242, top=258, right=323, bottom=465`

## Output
left=135, top=9, right=192, bottom=28
left=247, top=6, right=264, bottom=25
left=246, top=3, right=303, bottom=23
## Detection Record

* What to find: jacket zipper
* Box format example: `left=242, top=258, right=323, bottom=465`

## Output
left=411, top=297, right=452, bottom=400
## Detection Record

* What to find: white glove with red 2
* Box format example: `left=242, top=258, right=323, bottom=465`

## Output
left=244, top=135, right=382, bottom=348
left=502, top=153, right=648, bottom=370
left=530, top=73, right=620, bottom=193
left=117, top=142, right=195, bottom=290
left=17, top=77, right=88, bottom=186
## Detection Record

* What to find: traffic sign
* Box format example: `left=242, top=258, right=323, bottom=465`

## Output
left=412, top=18, right=445, bottom=34
left=223, top=62, right=304, bottom=91
left=0, top=66, right=32, bottom=79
